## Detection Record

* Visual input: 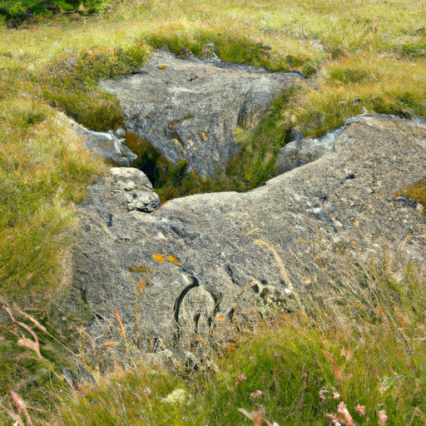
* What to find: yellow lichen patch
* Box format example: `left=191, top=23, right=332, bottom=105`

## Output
left=172, top=138, right=186, bottom=153
left=153, top=254, right=165, bottom=262
left=200, top=131, right=208, bottom=141
left=354, top=221, right=359, bottom=227
left=168, top=255, right=181, bottom=265
left=129, top=265, right=148, bottom=273
left=137, top=279, right=149, bottom=293
left=158, top=65, right=168, bottom=69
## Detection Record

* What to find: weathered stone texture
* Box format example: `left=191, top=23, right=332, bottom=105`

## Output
left=100, top=50, right=301, bottom=178
left=68, top=114, right=426, bottom=354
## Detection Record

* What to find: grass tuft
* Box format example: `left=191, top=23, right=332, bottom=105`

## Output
left=56, top=254, right=426, bottom=426
left=40, top=43, right=151, bottom=131
left=397, top=178, right=426, bottom=205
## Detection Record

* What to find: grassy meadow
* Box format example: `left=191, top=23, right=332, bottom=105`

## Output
left=0, top=0, right=426, bottom=424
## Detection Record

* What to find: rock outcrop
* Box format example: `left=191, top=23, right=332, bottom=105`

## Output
left=275, top=113, right=426, bottom=174
left=100, top=50, right=302, bottom=178
left=68, top=114, right=426, bottom=357
left=59, top=113, right=136, bottom=166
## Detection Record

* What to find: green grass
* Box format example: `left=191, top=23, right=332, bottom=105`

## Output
left=0, top=0, right=108, bottom=23
left=397, top=178, right=426, bottom=205
left=40, top=43, right=150, bottom=131
left=0, top=98, right=101, bottom=302
left=58, top=367, right=192, bottom=426
left=0, top=300, right=79, bottom=425
left=1, top=0, right=426, bottom=423
left=57, top=258, right=426, bottom=426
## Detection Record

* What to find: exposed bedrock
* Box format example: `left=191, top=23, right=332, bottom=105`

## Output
left=68, top=114, right=426, bottom=357
left=275, top=113, right=426, bottom=174
left=100, top=50, right=302, bottom=178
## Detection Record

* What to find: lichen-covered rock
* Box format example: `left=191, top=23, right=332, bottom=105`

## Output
left=100, top=50, right=301, bottom=178
left=67, top=114, right=426, bottom=356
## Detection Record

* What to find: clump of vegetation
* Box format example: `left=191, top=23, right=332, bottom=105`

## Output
left=40, top=44, right=150, bottom=131
left=0, top=0, right=108, bottom=24
left=145, top=24, right=312, bottom=73
left=56, top=252, right=426, bottom=426
left=397, top=178, right=426, bottom=205
left=0, top=301, right=78, bottom=425
left=125, top=132, right=211, bottom=202
left=0, top=99, right=101, bottom=302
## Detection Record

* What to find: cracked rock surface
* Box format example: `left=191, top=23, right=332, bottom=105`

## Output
left=67, top=114, right=426, bottom=354
left=100, top=50, right=302, bottom=178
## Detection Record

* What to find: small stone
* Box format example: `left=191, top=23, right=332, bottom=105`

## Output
left=127, top=190, right=161, bottom=212
left=346, top=174, right=356, bottom=180
left=366, top=187, right=374, bottom=194
left=352, top=98, right=361, bottom=105
left=361, top=107, right=368, bottom=114
left=307, top=207, right=323, bottom=217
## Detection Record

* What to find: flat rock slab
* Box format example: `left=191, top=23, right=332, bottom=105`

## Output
left=100, top=51, right=301, bottom=178
left=69, top=114, right=426, bottom=355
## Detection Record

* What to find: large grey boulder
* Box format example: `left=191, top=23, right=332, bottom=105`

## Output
left=67, top=114, right=426, bottom=358
left=100, top=50, right=302, bottom=178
